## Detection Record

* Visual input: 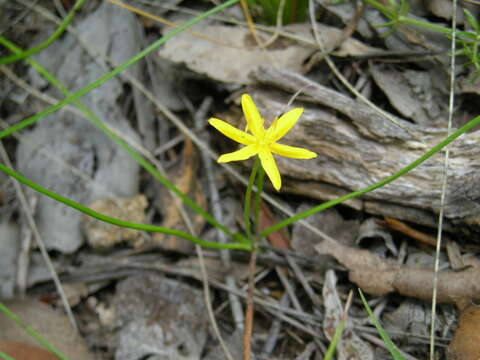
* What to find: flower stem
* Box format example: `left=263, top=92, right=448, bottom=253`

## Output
left=253, top=165, right=265, bottom=234
left=243, top=162, right=265, bottom=359
left=244, top=158, right=260, bottom=240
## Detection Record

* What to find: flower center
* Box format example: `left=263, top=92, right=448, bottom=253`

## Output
left=257, top=135, right=270, bottom=147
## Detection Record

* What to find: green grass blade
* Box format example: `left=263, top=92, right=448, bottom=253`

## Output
left=0, top=0, right=239, bottom=140
left=0, top=303, right=69, bottom=360
left=0, top=0, right=85, bottom=65
left=323, top=317, right=346, bottom=360
left=358, top=290, right=405, bottom=360
left=261, top=113, right=480, bottom=236
left=0, top=352, right=16, bottom=360
left=0, top=163, right=250, bottom=251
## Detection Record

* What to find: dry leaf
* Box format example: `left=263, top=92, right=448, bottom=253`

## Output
left=158, top=22, right=379, bottom=85
left=153, top=137, right=206, bottom=253
left=447, top=304, right=480, bottom=360
left=0, top=299, right=93, bottom=360
left=0, top=340, right=58, bottom=360
left=381, top=217, right=440, bottom=248
left=259, top=201, right=290, bottom=249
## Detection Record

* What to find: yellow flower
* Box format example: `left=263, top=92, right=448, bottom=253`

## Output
left=208, top=94, right=317, bottom=191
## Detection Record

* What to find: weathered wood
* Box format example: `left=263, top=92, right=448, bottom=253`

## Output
left=248, top=67, right=480, bottom=232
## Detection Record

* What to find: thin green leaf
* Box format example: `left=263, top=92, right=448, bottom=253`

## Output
left=323, top=317, right=347, bottom=360
left=0, top=0, right=85, bottom=65
left=0, top=163, right=250, bottom=251
left=464, top=9, right=480, bottom=32
left=399, top=0, right=409, bottom=16
left=0, top=352, right=15, bottom=360
left=358, top=290, right=405, bottom=360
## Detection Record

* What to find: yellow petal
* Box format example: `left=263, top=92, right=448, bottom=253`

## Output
left=218, top=144, right=259, bottom=163
left=241, top=94, right=265, bottom=138
left=258, top=148, right=281, bottom=191
left=266, top=108, right=303, bottom=142
left=208, top=118, right=255, bottom=145
left=270, top=143, right=317, bottom=159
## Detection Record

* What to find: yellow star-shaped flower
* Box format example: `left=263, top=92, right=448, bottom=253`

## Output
left=208, top=94, right=317, bottom=191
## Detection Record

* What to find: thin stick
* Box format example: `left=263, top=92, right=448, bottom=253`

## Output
left=262, top=291, right=290, bottom=354
left=0, top=142, right=78, bottom=331
left=243, top=245, right=258, bottom=360
left=430, top=0, right=457, bottom=358
left=15, top=193, right=37, bottom=295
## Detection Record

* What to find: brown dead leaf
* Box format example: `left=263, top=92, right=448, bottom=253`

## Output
left=447, top=304, right=480, bottom=360
left=0, top=299, right=93, bottom=360
left=315, top=240, right=480, bottom=308
left=381, top=217, right=441, bottom=248
left=259, top=201, right=290, bottom=250
left=153, top=137, right=206, bottom=253
left=158, top=22, right=380, bottom=85
left=0, top=340, right=58, bottom=360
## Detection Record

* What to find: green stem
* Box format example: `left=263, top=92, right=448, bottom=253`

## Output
left=262, top=114, right=480, bottom=236
left=399, top=16, right=452, bottom=35
left=0, top=352, right=15, bottom=360
left=253, top=164, right=265, bottom=236
left=244, top=158, right=260, bottom=239
left=0, top=163, right=250, bottom=251
left=0, top=303, right=69, bottom=360
left=0, top=0, right=86, bottom=65
left=323, top=317, right=346, bottom=360
left=362, top=0, right=452, bottom=35
left=358, top=290, right=404, bottom=359
left=362, top=0, right=395, bottom=18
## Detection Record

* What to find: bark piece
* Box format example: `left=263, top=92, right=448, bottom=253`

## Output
left=249, top=67, right=480, bottom=232
left=370, top=64, right=448, bottom=126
